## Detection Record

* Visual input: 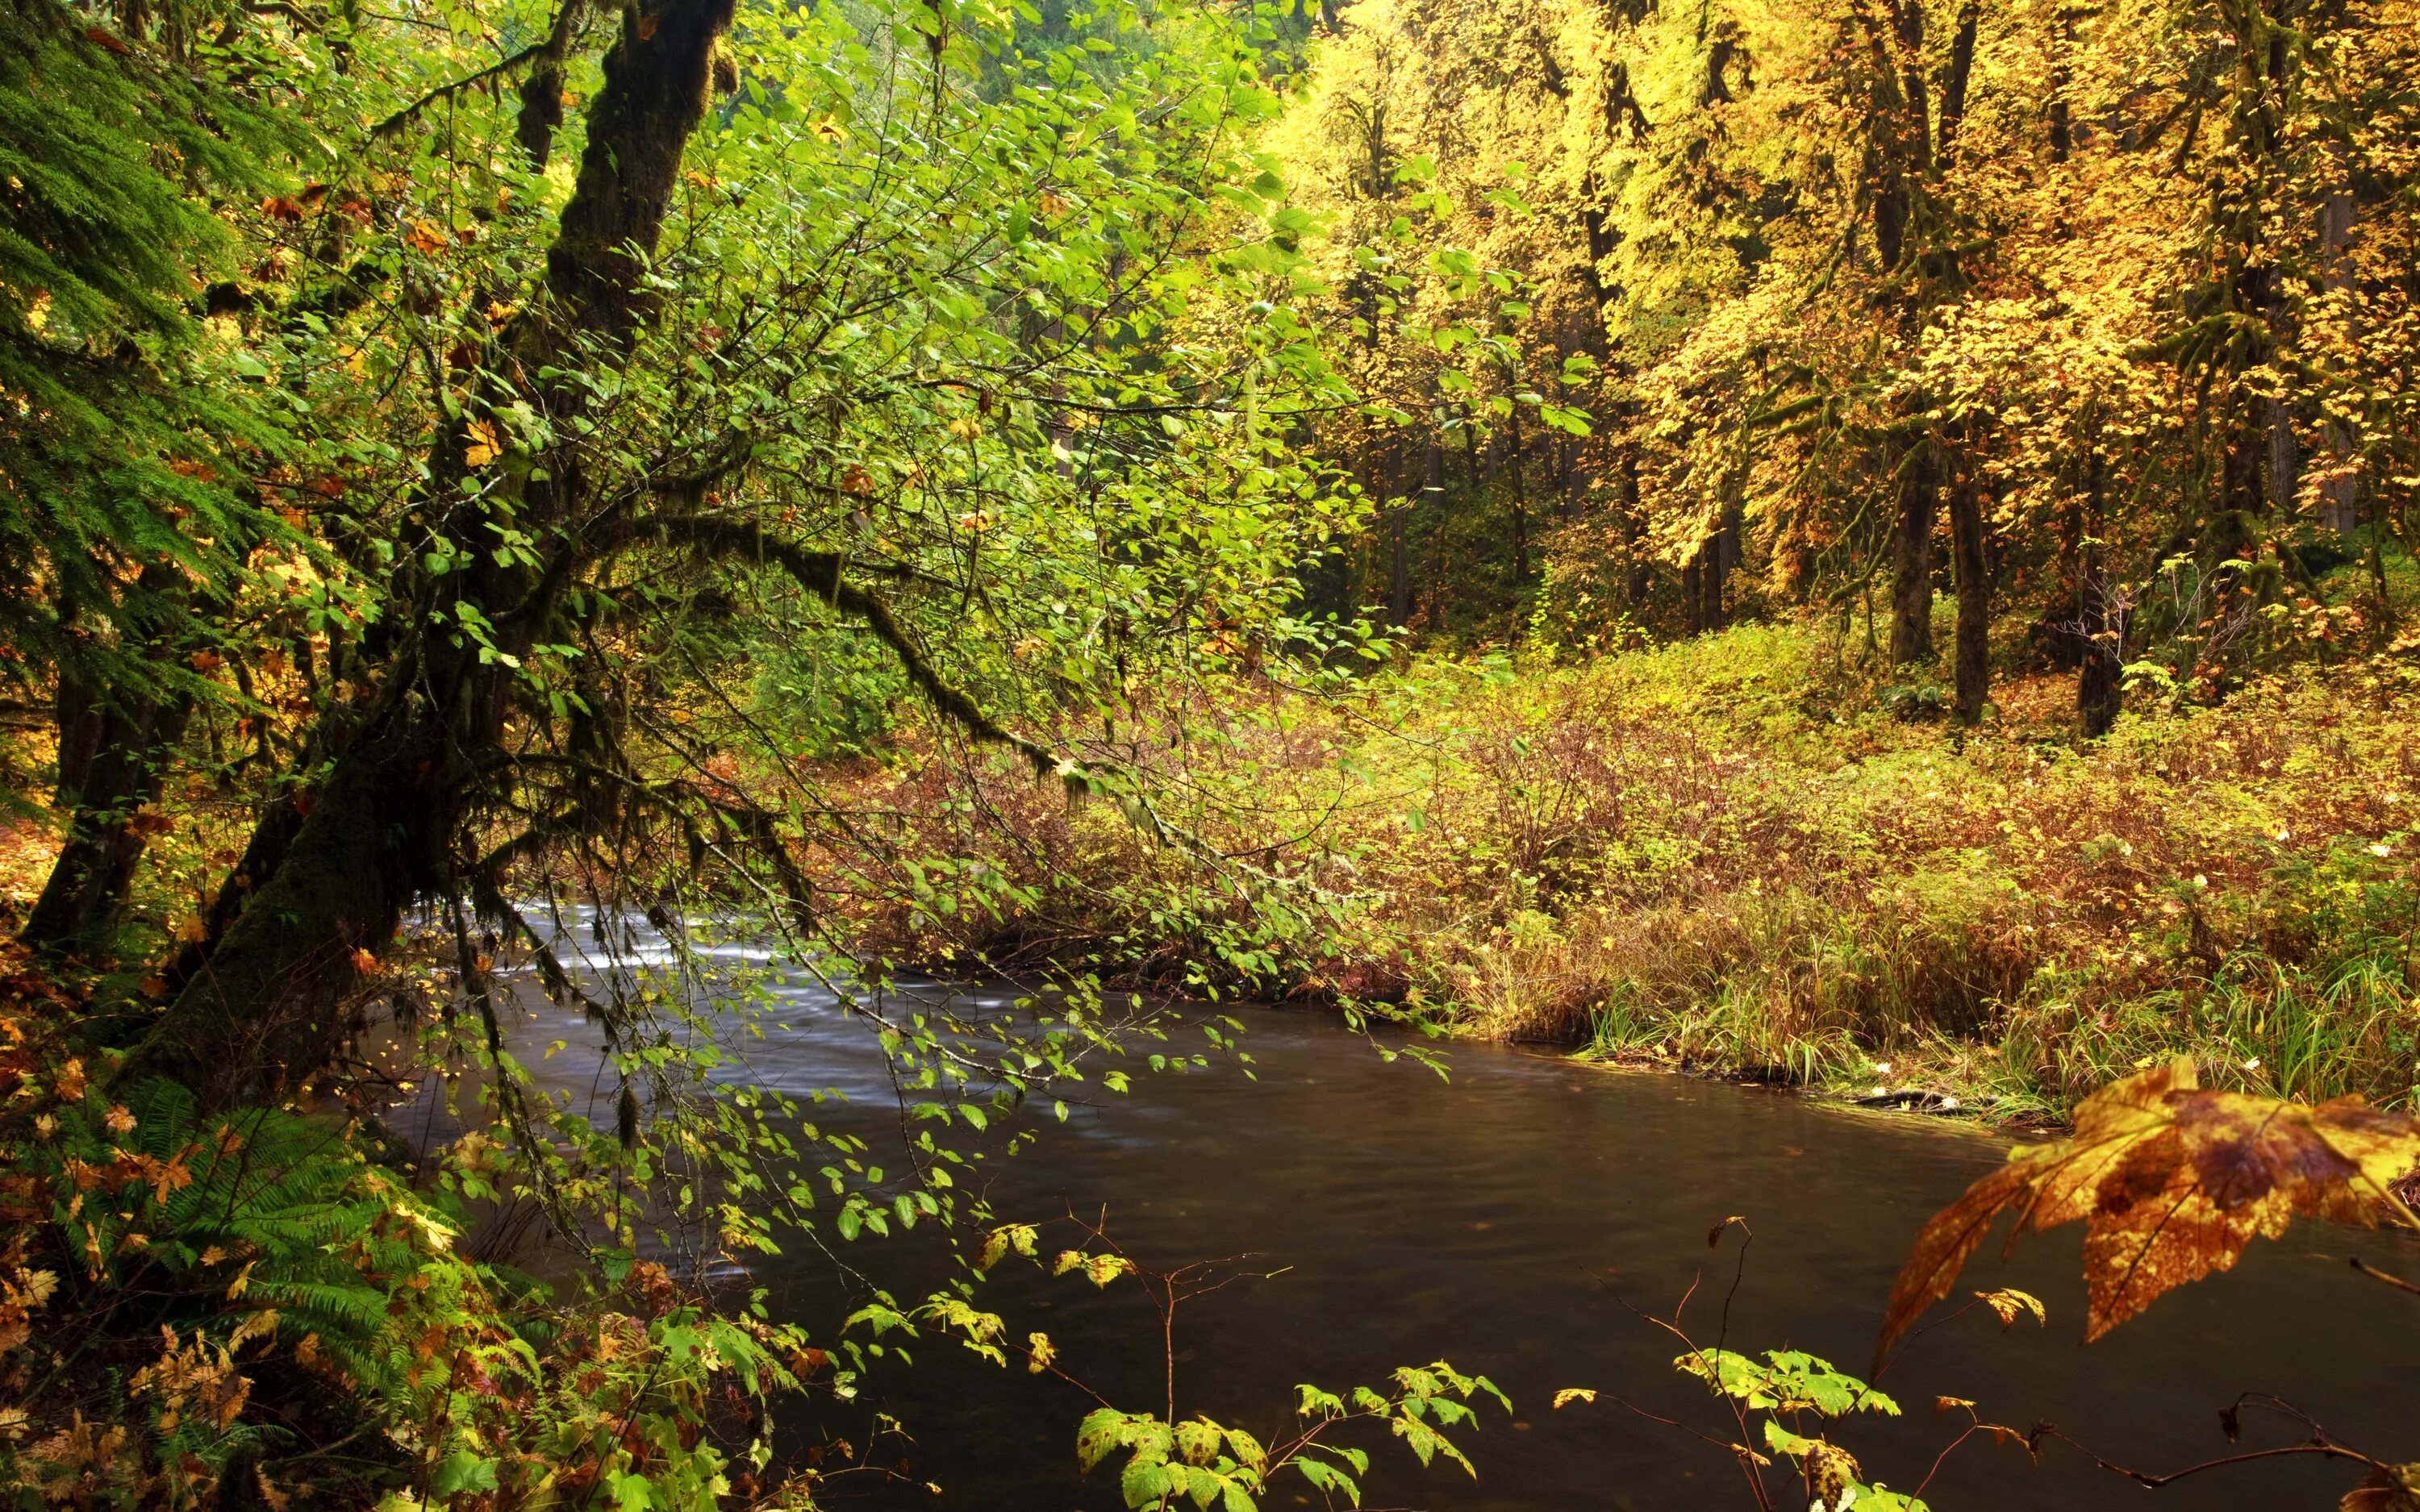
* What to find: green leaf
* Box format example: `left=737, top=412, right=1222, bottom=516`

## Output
left=432, top=1452, right=499, bottom=1498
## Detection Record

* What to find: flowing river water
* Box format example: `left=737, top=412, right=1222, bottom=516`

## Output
left=412, top=934, right=2420, bottom=1511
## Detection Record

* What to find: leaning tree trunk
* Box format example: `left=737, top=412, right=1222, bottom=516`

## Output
left=126, top=0, right=738, bottom=1107
left=1946, top=470, right=1990, bottom=722
left=1888, top=444, right=1938, bottom=664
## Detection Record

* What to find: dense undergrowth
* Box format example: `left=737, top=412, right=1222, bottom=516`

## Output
left=837, top=594, right=2420, bottom=1123
left=0, top=972, right=825, bottom=1508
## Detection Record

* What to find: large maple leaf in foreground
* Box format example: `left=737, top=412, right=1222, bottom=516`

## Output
left=1877, top=1057, right=2420, bottom=1364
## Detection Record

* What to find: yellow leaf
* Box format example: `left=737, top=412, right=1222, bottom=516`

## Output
left=1974, top=1288, right=2046, bottom=1330
left=227, top=1308, right=280, bottom=1352
left=463, top=419, right=500, bottom=469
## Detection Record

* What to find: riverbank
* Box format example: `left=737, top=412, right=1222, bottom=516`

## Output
left=836, top=612, right=2420, bottom=1123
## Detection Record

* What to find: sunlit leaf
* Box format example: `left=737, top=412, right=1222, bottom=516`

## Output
left=1880, top=1059, right=2420, bottom=1358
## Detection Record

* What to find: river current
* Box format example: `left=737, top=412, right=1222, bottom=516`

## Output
left=403, top=928, right=2420, bottom=1510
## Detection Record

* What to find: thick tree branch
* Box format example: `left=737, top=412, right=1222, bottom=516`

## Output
left=647, top=514, right=1060, bottom=776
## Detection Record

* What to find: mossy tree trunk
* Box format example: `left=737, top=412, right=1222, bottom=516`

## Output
left=127, top=0, right=738, bottom=1107
left=1888, top=447, right=1938, bottom=664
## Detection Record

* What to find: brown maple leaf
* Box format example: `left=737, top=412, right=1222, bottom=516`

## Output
left=1878, top=1058, right=2420, bottom=1364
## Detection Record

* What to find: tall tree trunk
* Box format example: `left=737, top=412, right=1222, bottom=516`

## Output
left=2264, top=392, right=2300, bottom=515
left=25, top=563, right=198, bottom=957
left=1694, top=502, right=1737, bottom=634
left=2036, top=485, right=2085, bottom=672
left=23, top=674, right=192, bottom=956
left=514, top=0, right=590, bottom=168
left=1387, top=502, right=1412, bottom=626
left=127, top=0, right=739, bottom=1107
left=1947, top=471, right=1990, bottom=722
left=1889, top=447, right=1938, bottom=664
left=1936, top=0, right=1980, bottom=169
left=1862, top=0, right=1933, bottom=271
left=2315, top=189, right=2359, bottom=533
left=2076, top=446, right=2122, bottom=735
left=1618, top=440, right=1650, bottom=605
left=1396, top=439, right=1442, bottom=625
left=2047, top=6, right=2073, bottom=162
left=1507, top=407, right=1530, bottom=583
left=1394, top=477, right=1413, bottom=624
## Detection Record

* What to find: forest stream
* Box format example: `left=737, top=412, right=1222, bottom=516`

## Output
left=401, top=927, right=2420, bottom=1512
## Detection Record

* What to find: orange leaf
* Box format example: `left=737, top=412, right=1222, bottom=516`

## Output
left=1873, top=1160, right=2033, bottom=1370
left=1878, top=1059, right=2420, bottom=1363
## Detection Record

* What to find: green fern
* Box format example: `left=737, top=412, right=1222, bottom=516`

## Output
left=45, top=1079, right=455, bottom=1396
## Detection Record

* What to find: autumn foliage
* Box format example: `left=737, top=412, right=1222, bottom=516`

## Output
left=1880, top=1056, right=2420, bottom=1356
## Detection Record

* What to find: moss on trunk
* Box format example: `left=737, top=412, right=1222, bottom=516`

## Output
left=125, top=0, right=740, bottom=1109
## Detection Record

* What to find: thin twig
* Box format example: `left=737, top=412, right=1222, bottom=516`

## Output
left=2352, top=1256, right=2420, bottom=1297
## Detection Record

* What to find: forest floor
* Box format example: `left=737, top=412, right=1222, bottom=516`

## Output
left=1372, top=619, right=2420, bottom=1124
left=850, top=593, right=2420, bottom=1126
